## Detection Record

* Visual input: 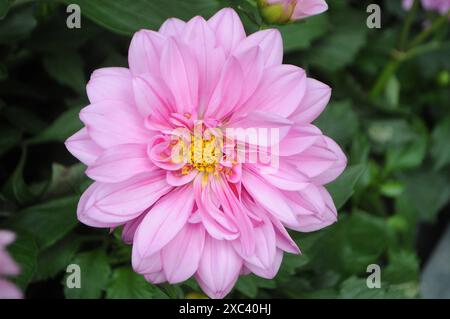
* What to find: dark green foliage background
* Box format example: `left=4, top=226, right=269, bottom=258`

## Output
left=0, top=0, right=449, bottom=298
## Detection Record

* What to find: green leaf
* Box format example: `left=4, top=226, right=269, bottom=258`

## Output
left=431, top=115, right=450, bottom=170
left=34, top=234, right=82, bottom=281
left=314, top=100, right=359, bottom=147
left=43, top=51, right=85, bottom=93
left=2, top=147, right=38, bottom=205
left=28, top=107, right=82, bottom=144
left=384, top=75, right=400, bottom=108
left=8, top=231, right=39, bottom=290
left=64, top=250, right=111, bottom=299
left=43, top=163, right=87, bottom=198
left=3, top=105, right=47, bottom=135
left=0, top=5, right=37, bottom=43
left=379, top=180, right=405, bottom=198
left=400, top=170, right=450, bottom=222
left=0, top=0, right=14, bottom=19
left=8, top=196, right=79, bottom=249
left=384, top=250, right=419, bottom=285
left=0, top=124, right=21, bottom=156
left=278, top=14, right=328, bottom=52
left=61, top=0, right=221, bottom=36
left=235, top=274, right=276, bottom=298
left=327, top=164, right=366, bottom=209
left=305, top=8, right=367, bottom=71
left=106, top=267, right=168, bottom=299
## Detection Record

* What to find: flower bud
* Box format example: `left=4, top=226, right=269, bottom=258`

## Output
left=257, top=0, right=328, bottom=24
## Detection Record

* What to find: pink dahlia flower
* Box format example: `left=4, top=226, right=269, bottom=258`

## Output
left=403, top=0, right=450, bottom=14
left=66, top=8, right=346, bottom=299
left=0, top=230, right=22, bottom=299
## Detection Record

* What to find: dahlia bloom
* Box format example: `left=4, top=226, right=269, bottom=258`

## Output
left=66, top=8, right=346, bottom=298
left=403, top=0, right=450, bottom=14
left=0, top=230, right=22, bottom=299
left=258, top=0, right=328, bottom=23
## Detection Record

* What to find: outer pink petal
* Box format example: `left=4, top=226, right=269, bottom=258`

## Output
left=241, top=169, right=298, bottom=225
left=132, top=73, right=175, bottom=119
left=239, top=64, right=306, bottom=117
left=0, top=231, right=15, bottom=246
left=86, top=67, right=133, bottom=104
left=80, top=101, right=151, bottom=148
left=233, top=29, right=283, bottom=67
left=121, top=213, right=145, bottom=244
left=144, top=271, right=167, bottom=284
left=181, top=16, right=224, bottom=114
left=0, top=251, right=20, bottom=276
left=285, top=184, right=337, bottom=232
left=245, top=249, right=283, bottom=279
left=277, top=125, right=321, bottom=156
left=162, top=223, right=205, bottom=283
left=208, top=8, right=246, bottom=56
left=233, top=212, right=276, bottom=269
left=289, top=78, right=331, bottom=124
left=128, top=30, right=165, bottom=76
left=65, top=128, right=102, bottom=166
left=86, top=144, right=154, bottom=183
left=0, top=279, right=22, bottom=299
left=134, top=185, right=195, bottom=258
left=159, top=17, right=186, bottom=36
left=292, top=0, right=328, bottom=20
left=293, top=135, right=347, bottom=184
left=132, top=249, right=162, bottom=275
left=205, top=56, right=244, bottom=119
left=160, top=38, right=199, bottom=114
left=77, top=171, right=171, bottom=227
left=196, top=235, right=243, bottom=299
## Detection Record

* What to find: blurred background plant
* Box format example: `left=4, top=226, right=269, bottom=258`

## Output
left=0, top=0, right=449, bottom=299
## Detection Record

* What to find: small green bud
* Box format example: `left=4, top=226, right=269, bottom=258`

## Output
left=257, top=0, right=295, bottom=24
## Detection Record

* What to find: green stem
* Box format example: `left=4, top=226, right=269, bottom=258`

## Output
left=408, top=9, right=450, bottom=48
left=369, top=59, right=400, bottom=99
left=399, top=0, right=419, bottom=50
left=370, top=10, right=449, bottom=99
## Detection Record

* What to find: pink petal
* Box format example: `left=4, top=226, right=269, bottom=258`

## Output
left=132, top=73, right=175, bottom=121
left=162, top=223, right=205, bottom=283
left=233, top=29, right=283, bottom=67
left=86, top=144, right=155, bottom=183
left=292, top=0, right=328, bottom=20
left=293, top=135, right=347, bottom=184
left=289, top=78, right=331, bottom=124
left=121, top=213, right=145, bottom=244
left=128, top=30, right=165, bottom=76
left=132, top=249, right=162, bottom=275
left=205, top=56, right=244, bottom=119
left=158, top=17, right=186, bottom=36
left=181, top=16, right=224, bottom=114
left=208, top=8, right=246, bottom=56
left=277, top=125, right=321, bottom=156
left=196, top=235, right=243, bottom=299
left=65, top=128, right=102, bottom=166
left=0, top=231, right=15, bottom=246
left=144, top=270, right=167, bottom=284
left=134, top=185, right=195, bottom=258
left=86, top=67, right=134, bottom=104
left=0, top=250, right=20, bottom=276
left=166, top=169, right=198, bottom=186
left=245, top=249, right=283, bottom=279
left=80, top=101, right=151, bottom=148
left=160, top=38, right=199, bottom=114
left=240, top=64, right=306, bottom=117
left=233, top=212, right=276, bottom=269
left=241, top=169, right=298, bottom=225
left=0, top=279, right=22, bottom=299
left=77, top=171, right=171, bottom=227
